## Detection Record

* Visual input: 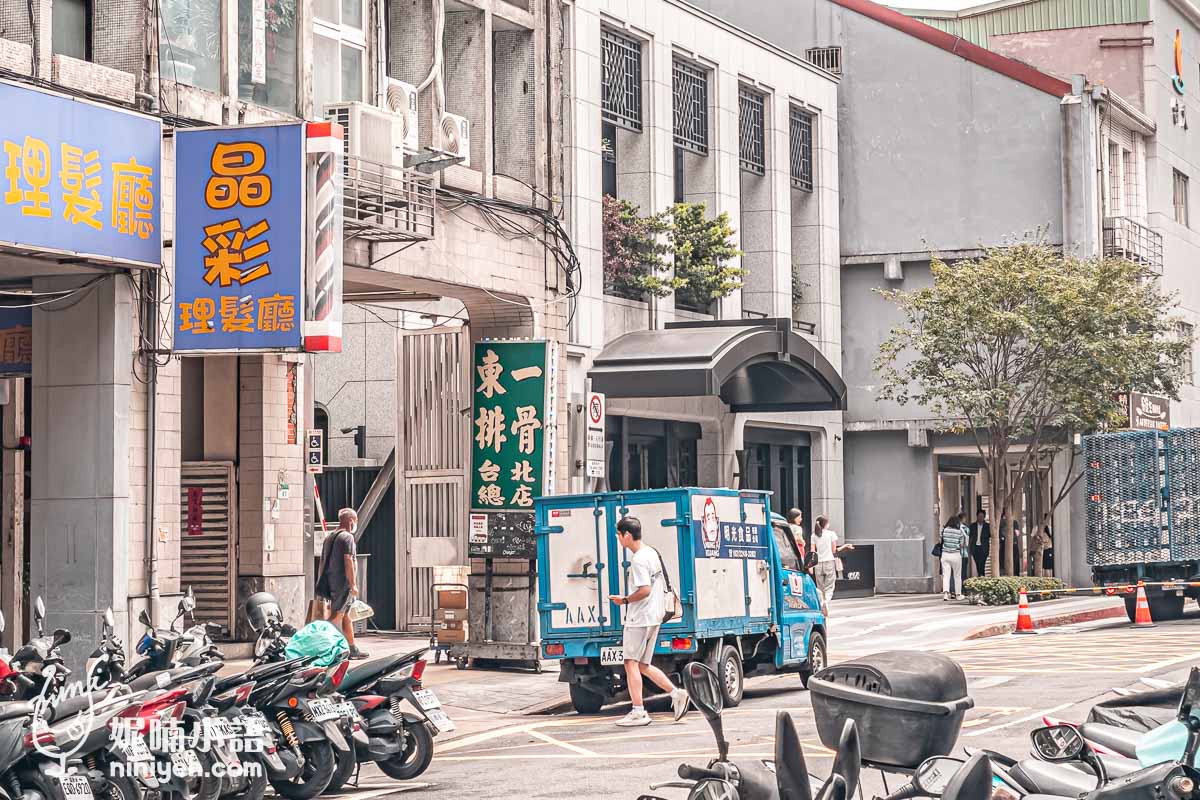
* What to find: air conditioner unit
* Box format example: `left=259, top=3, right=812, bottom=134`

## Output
left=384, top=79, right=420, bottom=154
left=323, top=101, right=402, bottom=166
left=439, top=111, right=471, bottom=163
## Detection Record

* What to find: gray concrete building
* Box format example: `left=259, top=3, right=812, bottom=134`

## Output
left=687, top=0, right=1116, bottom=590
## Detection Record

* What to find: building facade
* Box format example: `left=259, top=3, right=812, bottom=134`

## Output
left=688, top=0, right=1117, bottom=590
left=0, top=0, right=569, bottom=659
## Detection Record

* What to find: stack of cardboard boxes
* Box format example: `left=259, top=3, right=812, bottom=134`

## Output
left=435, top=587, right=469, bottom=643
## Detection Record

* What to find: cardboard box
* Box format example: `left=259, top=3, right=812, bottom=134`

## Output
left=436, top=627, right=468, bottom=643
left=435, top=607, right=467, bottom=622
left=436, top=588, right=468, bottom=610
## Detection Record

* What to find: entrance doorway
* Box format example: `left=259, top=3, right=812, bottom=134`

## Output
left=741, top=428, right=812, bottom=520
left=604, top=417, right=700, bottom=491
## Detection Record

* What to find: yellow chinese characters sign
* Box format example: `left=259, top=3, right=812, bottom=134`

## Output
left=470, top=342, right=550, bottom=512
left=0, top=81, right=160, bottom=265
left=174, top=125, right=303, bottom=352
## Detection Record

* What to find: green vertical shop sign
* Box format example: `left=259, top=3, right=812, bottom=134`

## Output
left=470, top=340, right=551, bottom=512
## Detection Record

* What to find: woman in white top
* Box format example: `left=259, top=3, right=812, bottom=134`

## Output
left=809, top=515, right=855, bottom=616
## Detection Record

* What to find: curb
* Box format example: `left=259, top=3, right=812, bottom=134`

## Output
left=964, top=603, right=1127, bottom=639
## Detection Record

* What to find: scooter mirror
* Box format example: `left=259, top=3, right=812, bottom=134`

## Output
left=138, top=609, right=153, bottom=628
left=0, top=610, right=7, bottom=635
left=34, top=597, right=45, bottom=621
left=253, top=632, right=271, bottom=660
left=831, top=718, right=862, bottom=799
left=915, top=756, right=965, bottom=796
left=687, top=779, right=740, bottom=800
left=942, top=753, right=993, bottom=800
left=51, top=628, right=71, bottom=648
left=180, top=587, right=196, bottom=614
left=815, top=773, right=847, bottom=800
left=1031, top=725, right=1085, bottom=762
left=683, top=661, right=723, bottom=717
left=103, top=608, right=115, bottom=630
left=774, top=710, right=813, bottom=800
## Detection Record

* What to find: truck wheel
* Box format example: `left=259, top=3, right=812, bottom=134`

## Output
left=717, top=645, right=744, bottom=708
left=800, top=632, right=827, bottom=689
left=569, top=683, right=605, bottom=715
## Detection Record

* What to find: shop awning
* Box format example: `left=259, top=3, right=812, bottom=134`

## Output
left=589, top=319, right=847, bottom=413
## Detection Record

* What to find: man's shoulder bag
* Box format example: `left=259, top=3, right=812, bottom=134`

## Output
left=654, top=549, right=682, bottom=625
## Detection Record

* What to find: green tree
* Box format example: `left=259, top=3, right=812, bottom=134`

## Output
left=875, top=243, right=1190, bottom=576
left=601, top=194, right=678, bottom=299
left=670, top=202, right=745, bottom=310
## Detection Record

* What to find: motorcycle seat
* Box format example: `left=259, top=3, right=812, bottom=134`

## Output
left=1080, top=722, right=1142, bottom=759
left=0, top=702, right=34, bottom=721
left=1097, top=753, right=1141, bottom=778
left=1010, top=759, right=1096, bottom=796
left=49, top=690, right=112, bottom=722
left=215, top=657, right=310, bottom=693
left=340, top=653, right=414, bottom=694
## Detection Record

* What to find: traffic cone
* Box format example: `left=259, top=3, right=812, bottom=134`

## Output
left=1133, top=582, right=1156, bottom=628
left=1014, top=588, right=1036, bottom=634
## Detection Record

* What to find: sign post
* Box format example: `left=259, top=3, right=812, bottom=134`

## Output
left=585, top=391, right=605, bottom=481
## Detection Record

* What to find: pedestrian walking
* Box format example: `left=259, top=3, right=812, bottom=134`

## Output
left=957, top=513, right=971, bottom=587
left=1031, top=516, right=1052, bottom=578
left=810, top=515, right=854, bottom=615
left=969, top=510, right=991, bottom=577
left=315, top=508, right=369, bottom=660
left=608, top=517, right=689, bottom=728
left=939, top=516, right=967, bottom=600
left=1040, top=514, right=1055, bottom=577
left=1012, top=520, right=1025, bottom=576
left=786, top=508, right=807, bottom=563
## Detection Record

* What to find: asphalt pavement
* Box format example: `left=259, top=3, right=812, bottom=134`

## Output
left=312, top=597, right=1200, bottom=799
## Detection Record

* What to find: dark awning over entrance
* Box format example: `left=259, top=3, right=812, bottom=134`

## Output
left=589, top=319, right=847, bottom=413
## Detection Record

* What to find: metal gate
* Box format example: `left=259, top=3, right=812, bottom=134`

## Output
left=396, top=327, right=468, bottom=629
left=179, top=462, right=237, bottom=634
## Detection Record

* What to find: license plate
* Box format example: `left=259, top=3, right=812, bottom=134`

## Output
left=424, top=708, right=455, bottom=734
left=600, top=647, right=624, bottom=666
left=120, top=736, right=153, bottom=763
left=206, top=718, right=238, bottom=741
left=308, top=699, right=340, bottom=722
left=413, top=689, right=441, bottom=711
left=171, top=751, right=202, bottom=778
left=335, top=701, right=356, bottom=718
left=241, top=717, right=267, bottom=738
left=58, top=775, right=92, bottom=800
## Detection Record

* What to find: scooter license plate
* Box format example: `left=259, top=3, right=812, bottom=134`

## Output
left=424, top=708, right=456, bottom=734
left=308, top=699, right=340, bottom=722
left=600, top=647, right=624, bottom=666
left=120, top=736, right=153, bottom=763
left=412, top=689, right=442, bottom=711
left=58, top=775, right=93, bottom=800
left=205, top=718, right=238, bottom=741
left=171, top=750, right=202, bottom=778
left=335, top=701, right=356, bottom=718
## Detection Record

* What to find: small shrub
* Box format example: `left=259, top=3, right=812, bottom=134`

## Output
left=963, top=576, right=1065, bottom=606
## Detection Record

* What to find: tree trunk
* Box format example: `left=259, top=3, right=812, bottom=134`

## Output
left=988, top=455, right=1003, bottom=577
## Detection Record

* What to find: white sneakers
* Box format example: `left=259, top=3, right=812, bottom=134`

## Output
left=616, top=708, right=651, bottom=727
left=615, top=690, right=691, bottom=727
left=671, top=688, right=690, bottom=721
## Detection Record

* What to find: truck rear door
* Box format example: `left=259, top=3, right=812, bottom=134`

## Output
left=537, top=498, right=611, bottom=636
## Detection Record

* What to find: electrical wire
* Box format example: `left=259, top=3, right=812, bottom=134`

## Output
left=0, top=275, right=111, bottom=309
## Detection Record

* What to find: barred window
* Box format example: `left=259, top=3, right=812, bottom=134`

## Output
left=738, top=87, right=765, bottom=175
left=805, top=46, right=842, bottom=75
left=673, top=58, right=709, bottom=155
left=789, top=107, right=814, bottom=192
left=601, top=28, right=643, bottom=132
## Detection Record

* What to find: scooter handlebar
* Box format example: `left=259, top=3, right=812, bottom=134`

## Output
left=678, top=764, right=725, bottom=782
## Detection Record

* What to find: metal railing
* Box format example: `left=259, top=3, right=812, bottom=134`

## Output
left=1103, top=216, right=1163, bottom=274
left=343, top=155, right=436, bottom=243
left=805, top=46, right=842, bottom=75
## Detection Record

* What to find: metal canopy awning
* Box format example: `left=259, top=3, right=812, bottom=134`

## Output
left=589, top=318, right=847, bottom=413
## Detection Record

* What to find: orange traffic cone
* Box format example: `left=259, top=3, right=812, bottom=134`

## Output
left=1133, top=582, right=1156, bottom=628
left=1014, top=588, right=1036, bottom=634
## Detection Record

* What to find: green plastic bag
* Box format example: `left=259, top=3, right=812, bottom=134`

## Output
left=284, top=620, right=349, bottom=667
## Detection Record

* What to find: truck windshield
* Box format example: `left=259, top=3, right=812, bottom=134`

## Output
left=771, top=524, right=802, bottom=571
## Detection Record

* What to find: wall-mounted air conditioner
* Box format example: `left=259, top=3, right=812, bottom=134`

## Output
left=323, top=101, right=402, bottom=165
left=439, top=111, right=471, bottom=164
left=384, top=79, right=420, bottom=155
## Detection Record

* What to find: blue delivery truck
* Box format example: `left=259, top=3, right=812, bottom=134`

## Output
left=535, top=487, right=826, bottom=714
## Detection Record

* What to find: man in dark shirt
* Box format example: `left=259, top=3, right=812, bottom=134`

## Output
left=969, top=510, right=991, bottom=578
left=316, top=508, right=368, bottom=659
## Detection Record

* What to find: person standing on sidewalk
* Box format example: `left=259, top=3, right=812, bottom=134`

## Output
left=969, top=510, right=991, bottom=578
left=939, top=517, right=967, bottom=600
left=811, top=515, right=854, bottom=615
left=609, top=517, right=689, bottom=728
left=1012, top=519, right=1026, bottom=577
left=315, top=508, right=369, bottom=660
left=787, top=508, right=807, bottom=562
left=957, top=513, right=971, bottom=588
left=1030, top=519, right=1051, bottom=578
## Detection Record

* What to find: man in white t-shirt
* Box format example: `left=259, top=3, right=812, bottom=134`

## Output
left=608, top=517, right=689, bottom=728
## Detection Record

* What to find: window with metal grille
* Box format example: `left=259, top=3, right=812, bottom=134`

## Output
left=738, top=87, right=765, bottom=175
left=602, top=28, right=643, bottom=132
left=1180, top=322, right=1195, bottom=384
left=789, top=107, right=814, bottom=192
left=673, top=58, right=709, bottom=155
left=1175, top=169, right=1190, bottom=227
left=806, top=46, right=842, bottom=75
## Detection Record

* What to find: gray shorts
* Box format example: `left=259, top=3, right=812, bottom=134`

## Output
left=622, top=624, right=660, bottom=665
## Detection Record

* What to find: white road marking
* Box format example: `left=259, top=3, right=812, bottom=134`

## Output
left=969, top=676, right=1014, bottom=690
left=963, top=703, right=1073, bottom=737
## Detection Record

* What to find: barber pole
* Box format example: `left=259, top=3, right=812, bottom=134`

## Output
left=303, top=121, right=344, bottom=352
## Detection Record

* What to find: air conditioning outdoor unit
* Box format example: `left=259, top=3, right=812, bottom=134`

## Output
left=323, top=101, right=402, bottom=166
left=384, top=79, right=420, bottom=154
left=439, top=111, right=471, bottom=163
